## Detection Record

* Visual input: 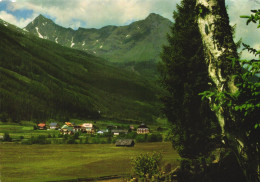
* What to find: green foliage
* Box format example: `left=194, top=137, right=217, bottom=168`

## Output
left=147, top=133, right=163, bottom=142
left=159, top=0, right=219, bottom=158
left=135, top=134, right=147, bottom=143
left=131, top=152, right=162, bottom=178
left=240, top=9, right=260, bottom=26
left=3, top=132, right=12, bottom=142
left=30, top=135, right=51, bottom=144
left=67, top=137, right=77, bottom=144
left=200, top=9, right=260, bottom=182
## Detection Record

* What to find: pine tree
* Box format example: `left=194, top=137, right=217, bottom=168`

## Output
left=159, top=0, right=219, bottom=164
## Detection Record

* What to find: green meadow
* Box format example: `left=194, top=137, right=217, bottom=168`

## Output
left=0, top=142, right=179, bottom=182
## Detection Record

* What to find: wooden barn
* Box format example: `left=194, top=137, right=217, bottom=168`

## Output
left=115, top=139, right=135, bottom=147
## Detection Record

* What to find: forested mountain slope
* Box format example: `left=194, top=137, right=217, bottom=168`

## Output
left=0, top=19, right=160, bottom=123
left=25, top=13, right=172, bottom=79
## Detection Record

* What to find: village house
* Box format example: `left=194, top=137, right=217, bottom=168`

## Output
left=49, top=123, right=59, bottom=130
left=137, top=123, right=150, bottom=134
left=60, top=125, right=74, bottom=135
left=37, top=123, right=46, bottom=130
left=115, top=139, right=135, bottom=147
left=65, top=122, right=74, bottom=127
left=81, top=123, right=95, bottom=134
left=73, top=125, right=82, bottom=133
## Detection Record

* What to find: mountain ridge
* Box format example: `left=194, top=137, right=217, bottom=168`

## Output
left=25, top=13, right=171, bottom=64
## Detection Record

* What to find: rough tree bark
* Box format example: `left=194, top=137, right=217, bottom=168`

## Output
left=195, top=0, right=258, bottom=181
left=196, top=0, right=238, bottom=133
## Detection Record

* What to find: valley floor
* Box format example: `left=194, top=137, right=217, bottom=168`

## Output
left=0, top=142, right=179, bottom=182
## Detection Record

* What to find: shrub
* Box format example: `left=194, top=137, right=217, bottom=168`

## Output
left=73, top=132, right=80, bottom=139
left=21, top=139, right=32, bottom=145
left=30, top=135, right=51, bottom=144
left=131, top=152, right=162, bottom=178
left=126, top=132, right=137, bottom=139
left=67, top=137, right=77, bottom=144
left=91, top=137, right=101, bottom=144
left=147, top=133, right=163, bottom=142
left=135, top=134, right=146, bottom=143
left=84, top=137, right=89, bottom=144
left=3, top=133, right=12, bottom=142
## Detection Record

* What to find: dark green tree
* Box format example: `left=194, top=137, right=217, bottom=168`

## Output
left=159, top=0, right=219, bottom=158
left=3, top=133, right=12, bottom=142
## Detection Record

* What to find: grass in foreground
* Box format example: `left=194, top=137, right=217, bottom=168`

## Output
left=0, top=142, right=179, bottom=182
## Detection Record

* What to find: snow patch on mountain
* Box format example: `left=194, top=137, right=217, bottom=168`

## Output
left=35, top=27, right=43, bottom=38
left=71, top=37, right=75, bottom=47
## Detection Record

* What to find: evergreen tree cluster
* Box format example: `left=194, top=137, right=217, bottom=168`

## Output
left=159, top=0, right=219, bottom=159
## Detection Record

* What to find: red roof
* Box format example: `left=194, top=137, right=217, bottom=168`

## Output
left=38, top=123, right=46, bottom=127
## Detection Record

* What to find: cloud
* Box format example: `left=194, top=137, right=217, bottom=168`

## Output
left=0, top=0, right=259, bottom=59
left=0, top=10, right=35, bottom=27
left=8, top=0, right=178, bottom=29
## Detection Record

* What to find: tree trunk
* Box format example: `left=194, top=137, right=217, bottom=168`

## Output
left=196, top=0, right=238, bottom=132
left=195, top=0, right=258, bottom=181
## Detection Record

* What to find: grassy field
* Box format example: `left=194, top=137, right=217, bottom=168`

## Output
left=0, top=142, right=179, bottom=182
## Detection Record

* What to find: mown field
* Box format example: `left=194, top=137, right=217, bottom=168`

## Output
left=0, top=142, right=179, bottom=182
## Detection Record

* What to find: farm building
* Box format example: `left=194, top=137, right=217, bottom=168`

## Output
left=49, top=123, right=59, bottom=130
left=137, top=123, right=149, bottom=134
left=37, top=123, right=46, bottom=130
left=115, top=139, right=135, bottom=147
left=60, top=125, right=74, bottom=135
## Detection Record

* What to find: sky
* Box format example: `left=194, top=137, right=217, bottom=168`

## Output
left=0, top=0, right=259, bottom=59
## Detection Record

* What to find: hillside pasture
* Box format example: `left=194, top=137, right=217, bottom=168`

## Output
left=0, top=142, right=179, bottom=182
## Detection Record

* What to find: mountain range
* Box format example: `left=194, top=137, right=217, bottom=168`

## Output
left=0, top=18, right=161, bottom=123
left=25, top=13, right=172, bottom=79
